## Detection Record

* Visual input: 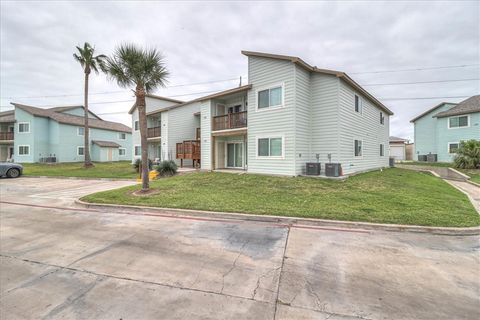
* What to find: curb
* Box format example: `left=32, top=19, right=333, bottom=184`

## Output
left=23, top=175, right=138, bottom=182
left=75, top=199, right=480, bottom=236
left=467, top=180, right=480, bottom=188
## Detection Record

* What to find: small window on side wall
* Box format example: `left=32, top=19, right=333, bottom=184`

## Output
left=380, top=112, right=385, bottom=125
left=380, top=144, right=384, bottom=156
left=258, top=137, right=283, bottom=157
left=354, top=140, right=362, bottom=157
left=448, top=143, right=459, bottom=154
left=134, top=146, right=141, bottom=156
left=78, top=127, right=85, bottom=136
left=18, top=122, right=30, bottom=133
left=448, top=116, right=469, bottom=128
left=354, top=94, right=362, bottom=113
left=119, top=148, right=126, bottom=156
left=77, top=146, right=85, bottom=156
left=119, top=133, right=126, bottom=140
left=257, top=86, right=283, bottom=110
left=134, top=121, right=139, bottom=131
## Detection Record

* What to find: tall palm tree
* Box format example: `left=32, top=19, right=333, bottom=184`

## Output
left=73, top=42, right=106, bottom=168
left=103, top=44, right=169, bottom=191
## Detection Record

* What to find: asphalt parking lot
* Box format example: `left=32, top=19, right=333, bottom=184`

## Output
left=1, top=177, right=479, bottom=319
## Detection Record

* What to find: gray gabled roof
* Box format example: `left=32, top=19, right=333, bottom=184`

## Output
left=241, top=50, right=394, bottom=115
left=11, top=103, right=131, bottom=133
left=92, top=140, right=121, bottom=148
left=389, top=136, right=408, bottom=142
left=0, top=110, right=15, bottom=123
left=434, top=95, right=480, bottom=118
left=128, top=95, right=184, bottom=114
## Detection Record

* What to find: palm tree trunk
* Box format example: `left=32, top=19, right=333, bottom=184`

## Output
left=84, top=71, right=93, bottom=168
left=136, top=86, right=149, bottom=191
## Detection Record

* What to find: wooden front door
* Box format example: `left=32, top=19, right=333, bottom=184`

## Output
left=107, top=148, right=113, bottom=161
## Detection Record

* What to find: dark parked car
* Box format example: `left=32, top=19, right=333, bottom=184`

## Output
left=0, top=162, right=23, bottom=178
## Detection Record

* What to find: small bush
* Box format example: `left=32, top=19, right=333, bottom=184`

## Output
left=133, top=158, right=153, bottom=173
left=156, top=160, right=178, bottom=177
left=454, top=140, right=480, bottom=169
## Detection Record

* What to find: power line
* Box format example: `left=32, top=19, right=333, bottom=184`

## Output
left=362, top=78, right=480, bottom=86
left=2, top=77, right=242, bottom=100
left=350, top=64, right=479, bottom=75
left=380, top=95, right=472, bottom=101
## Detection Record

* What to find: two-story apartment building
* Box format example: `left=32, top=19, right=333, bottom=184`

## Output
left=411, top=95, right=479, bottom=162
left=132, top=51, right=392, bottom=176
left=0, top=103, right=132, bottom=163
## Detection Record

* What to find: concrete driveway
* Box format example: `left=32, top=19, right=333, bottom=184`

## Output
left=1, top=178, right=479, bottom=319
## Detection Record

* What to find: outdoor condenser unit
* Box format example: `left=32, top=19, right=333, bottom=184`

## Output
left=306, top=162, right=321, bottom=175
left=418, top=155, right=427, bottom=162
left=426, top=154, right=438, bottom=163
left=325, top=163, right=342, bottom=177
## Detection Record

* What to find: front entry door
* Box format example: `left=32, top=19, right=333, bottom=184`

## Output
left=107, top=148, right=113, bottom=161
left=226, top=142, right=243, bottom=168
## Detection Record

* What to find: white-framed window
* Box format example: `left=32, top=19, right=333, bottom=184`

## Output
left=354, top=94, right=362, bottom=113
left=256, top=83, right=284, bottom=111
left=119, top=148, right=126, bottom=156
left=380, top=112, right=385, bottom=125
left=119, top=132, right=126, bottom=140
left=448, top=142, right=460, bottom=154
left=380, top=144, right=384, bottom=156
left=448, top=115, right=469, bottom=129
left=134, top=145, right=141, bottom=156
left=256, top=136, right=284, bottom=158
left=77, top=146, right=85, bottom=156
left=18, top=145, right=30, bottom=155
left=134, top=120, right=139, bottom=131
left=18, top=122, right=30, bottom=133
left=354, top=140, right=363, bottom=157
left=78, top=127, right=85, bottom=136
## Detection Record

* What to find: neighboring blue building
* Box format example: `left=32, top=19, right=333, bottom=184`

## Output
left=0, top=103, right=132, bottom=163
left=411, top=95, right=480, bottom=162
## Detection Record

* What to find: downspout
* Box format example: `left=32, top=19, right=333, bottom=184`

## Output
left=293, top=63, right=297, bottom=176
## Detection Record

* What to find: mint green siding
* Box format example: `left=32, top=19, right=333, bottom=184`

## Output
left=61, top=107, right=98, bottom=119
left=413, top=104, right=478, bottom=162
left=13, top=107, right=131, bottom=163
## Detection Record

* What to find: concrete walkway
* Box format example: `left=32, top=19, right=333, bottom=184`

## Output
left=397, top=164, right=480, bottom=214
left=447, top=180, right=480, bottom=214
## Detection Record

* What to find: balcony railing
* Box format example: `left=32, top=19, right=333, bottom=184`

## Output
left=176, top=140, right=201, bottom=167
left=0, top=132, right=14, bottom=141
left=147, top=126, right=161, bottom=138
left=212, top=111, right=247, bottom=131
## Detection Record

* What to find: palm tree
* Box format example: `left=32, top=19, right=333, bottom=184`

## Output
left=103, top=44, right=169, bottom=191
left=73, top=43, right=106, bottom=168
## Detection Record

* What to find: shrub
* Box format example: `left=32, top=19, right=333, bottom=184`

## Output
left=454, top=140, right=480, bottom=169
left=133, top=158, right=153, bottom=173
left=156, top=160, right=178, bottom=176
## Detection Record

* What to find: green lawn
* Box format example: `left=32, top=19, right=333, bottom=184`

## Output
left=400, top=161, right=480, bottom=183
left=22, top=161, right=138, bottom=179
left=82, top=168, right=480, bottom=227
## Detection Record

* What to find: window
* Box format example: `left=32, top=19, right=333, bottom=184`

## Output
left=134, top=120, right=139, bottom=131
left=18, top=145, right=29, bottom=155
left=77, top=146, right=85, bottom=156
left=257, top=85, right=283, bottom=110
left=18, top=122, right=30, bottom=133
left=354, top=94, right=362, bottom=113
left=354, top=140, right=362, bottom=157
left=448, top=115, right=469, bottom=128
left=380, top=112, right=385, bottom=125
left=257, top=137, right=283, bottom=157
left=448, top=143, right=459, bottom=154
left=78, top=127, right=84, bottom=136
left=134, top=145, right=141, bottom=156
left=119, top=148, right=126, bottom=156
left=119, top=133, right=126, bottom=140
left=380, top=144, right=384, bottom=156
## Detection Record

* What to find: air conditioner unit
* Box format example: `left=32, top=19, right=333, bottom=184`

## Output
left=418, top=155, right=427, bottom=162
left=325, top=163, right=342, bottom=177
left=306, top=162, right=321, bottom=175
left=426, top=154, right=437, bottom=163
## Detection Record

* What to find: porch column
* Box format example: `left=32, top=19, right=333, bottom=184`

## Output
left=212, top=135, right=216, bottom=170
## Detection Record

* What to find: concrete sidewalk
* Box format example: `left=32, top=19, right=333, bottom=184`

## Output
left=447, top=180, right=480, bottom=214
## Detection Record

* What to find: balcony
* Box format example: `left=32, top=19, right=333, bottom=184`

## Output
left=147, top=126, right=161, bottom=138
left=212, top=111, right=247, bottom=131
left=176, top=140, right=201, bottom=167
left=0, top=132, right=13, bottom=141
